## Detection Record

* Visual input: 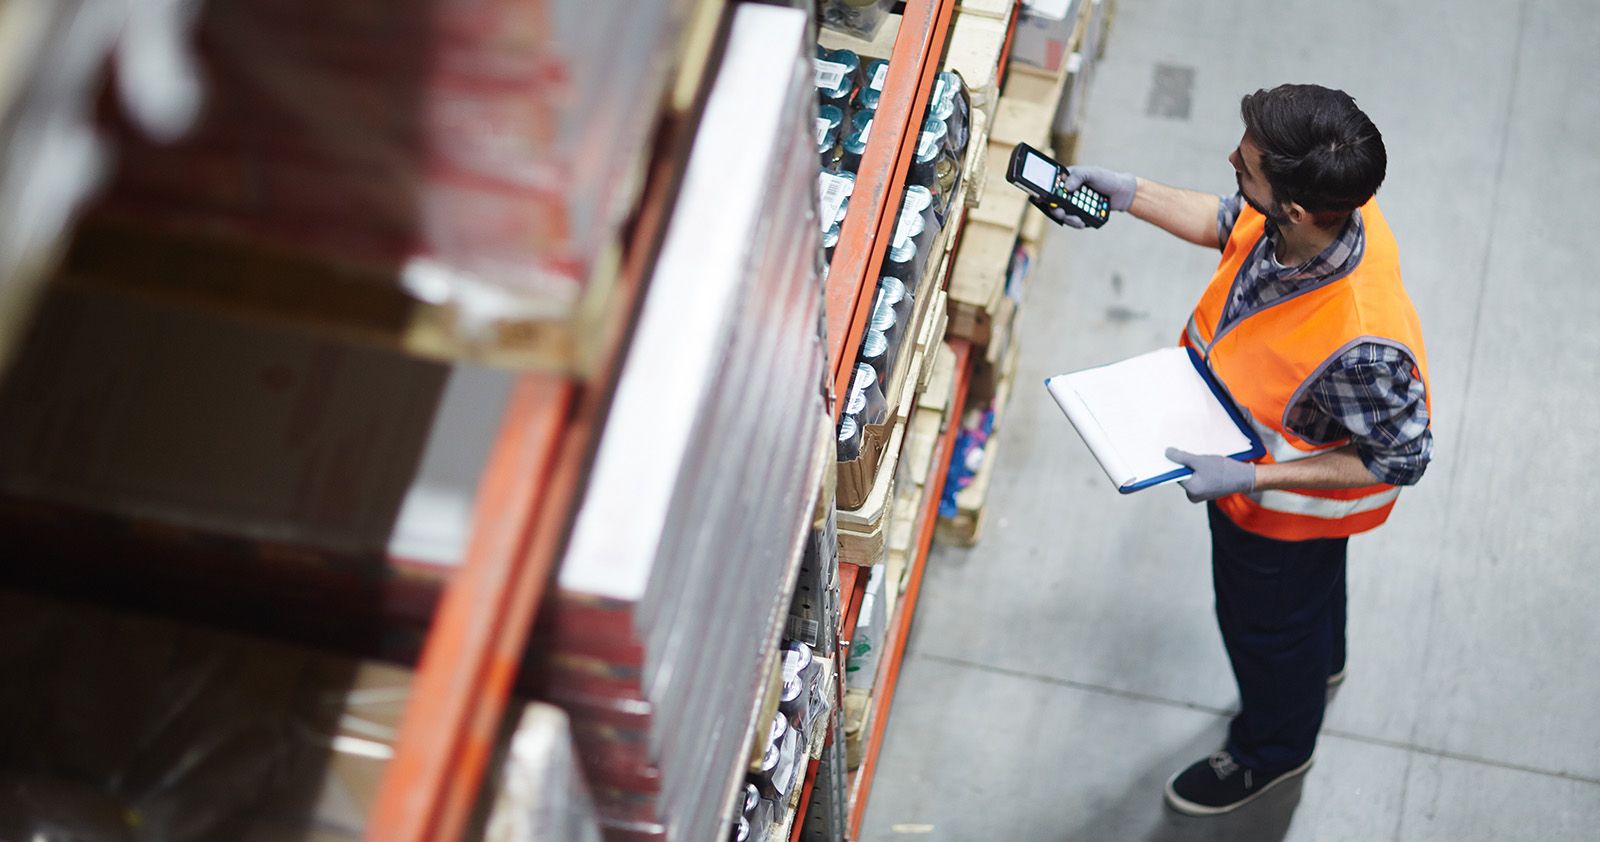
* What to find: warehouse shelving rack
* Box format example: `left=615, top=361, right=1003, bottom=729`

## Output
left=367, top=3, right=736, bottom=837
left=837, top=339, right=971, bottom=839
left=0, top=2, right=732, bottom=840
left=0, top=0, right=1107, bottom=836
left=823, top=0, right=958, bottom=415
left=940, top=0, right=1106, bottom=546
left=800, top=0, right=1020, bottom=838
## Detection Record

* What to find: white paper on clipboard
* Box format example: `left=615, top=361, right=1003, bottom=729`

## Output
left=1044, top=346, right=1259, bottom=492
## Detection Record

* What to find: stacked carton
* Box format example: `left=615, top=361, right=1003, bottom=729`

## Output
left=535, top=8, right=831, bottom=840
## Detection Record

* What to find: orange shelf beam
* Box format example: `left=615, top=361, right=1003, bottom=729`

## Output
left=825, top=0, right=958, bottom=421
left=367, top=92, right=692, bottom=842
left=846, top=338, right=972, bottom=839
left=366, top=375, right=573, bottom=842
left=788, top=757, right=822, bottom=842
left=996, top=0, right=1022, bottom=86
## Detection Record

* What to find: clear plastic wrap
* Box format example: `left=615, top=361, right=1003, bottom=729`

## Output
left=73, top=0, right=692, bottom=341
left=819, top=0, right=897, bottom=41
left=483, top=704, right=604, bottom=842
left=0, top=0, right=203, bottom=373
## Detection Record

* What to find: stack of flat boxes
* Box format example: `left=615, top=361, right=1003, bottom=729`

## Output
left=535, top=9, right=831, bottom=841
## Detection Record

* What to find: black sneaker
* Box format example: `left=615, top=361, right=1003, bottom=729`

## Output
left=1163, top=751, right=1313, bottom=816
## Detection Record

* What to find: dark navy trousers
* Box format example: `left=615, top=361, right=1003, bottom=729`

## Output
left=1207, top=502, right=1348, bottom=776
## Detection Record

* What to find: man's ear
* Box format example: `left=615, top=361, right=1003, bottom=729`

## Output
left=1283, top=201, right=1311, bottom=225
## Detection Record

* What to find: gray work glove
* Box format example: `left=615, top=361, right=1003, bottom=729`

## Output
left=1165, top=448, right=1256, bottom=503
left=1048, top=165, right=1138, bottom=229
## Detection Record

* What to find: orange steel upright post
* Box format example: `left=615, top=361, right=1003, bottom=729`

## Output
left=824, top=0, right=958, bottom=420
left=366, top=375, right=573, bottom=842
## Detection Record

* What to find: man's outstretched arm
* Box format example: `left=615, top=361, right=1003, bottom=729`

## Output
left=1129, top=177, right=1225, bottom=249
left=1058, top=166, right=1223, bottom=249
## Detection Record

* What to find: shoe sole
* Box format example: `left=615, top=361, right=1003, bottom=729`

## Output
left=1328, top=668, right=1347, bottom=686
left=1163, top=756, right=1315, bottom=817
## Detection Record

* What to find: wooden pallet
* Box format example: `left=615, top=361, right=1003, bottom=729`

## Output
left=955, top=0, right=1015, bottom=20
left=835, top=284, right=946, bottom=566
left=944, top=7, right=1012, bottom=119
left=961, top=107, right=992, bottom=210
left=946, top=220, right=1019, bottom=334
left=916, top=289, right=950, bottom=395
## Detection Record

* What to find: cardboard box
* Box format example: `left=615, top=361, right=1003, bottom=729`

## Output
left=1010, top=0, right=1083, bottom=74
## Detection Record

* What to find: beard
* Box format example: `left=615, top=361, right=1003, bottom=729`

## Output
left=1238, top=178, right=1292, bottom=226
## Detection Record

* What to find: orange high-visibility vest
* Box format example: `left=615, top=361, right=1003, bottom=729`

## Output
left=1180, top=199, right=1430, bottom=541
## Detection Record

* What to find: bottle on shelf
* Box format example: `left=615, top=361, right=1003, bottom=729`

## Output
left=859, top=329, right=892, bottom=391
left=882, top=237, right=926, bottom=290
left=853, top=59, right=890, bottom=113
left=818, top=104, right=846, bottom=170
left=849, top=361, right=888, bottom=427
left=837, top=414, right=863, bottom=461
left=814, top=47, right=860, bottom=112
left=877, top=276, right=914, bottom=337
left=841, top=110, right=874, bottom=174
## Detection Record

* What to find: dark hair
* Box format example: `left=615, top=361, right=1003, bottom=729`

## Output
left=1240, top=84, right=1386, bottom=219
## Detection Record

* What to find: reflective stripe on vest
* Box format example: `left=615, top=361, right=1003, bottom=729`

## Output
left=1250, top=486, right=1402, bottom=520
left=1246, top=415, right=1334, bottom=465
left=1185, top=315, right=1209, bottom=353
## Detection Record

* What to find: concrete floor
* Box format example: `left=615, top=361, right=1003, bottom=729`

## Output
left=862, top=1, right=1600, bottom=840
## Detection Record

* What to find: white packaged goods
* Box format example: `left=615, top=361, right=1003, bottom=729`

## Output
left=0, top=0, right=205, bottom=372
left=543, top=7, right=831, bottom=840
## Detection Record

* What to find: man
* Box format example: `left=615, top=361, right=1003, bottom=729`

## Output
left=1055, top=84, right=1431, bottom=815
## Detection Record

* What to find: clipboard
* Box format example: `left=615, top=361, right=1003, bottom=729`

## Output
left=1044, top=346, right=1265, bottom=494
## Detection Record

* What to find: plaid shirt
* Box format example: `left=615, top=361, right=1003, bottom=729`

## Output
left=1215, top=193, right=1431, bottom=486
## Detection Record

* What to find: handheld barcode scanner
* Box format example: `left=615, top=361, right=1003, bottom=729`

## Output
left=1006, top=142, right=1111, bottom=228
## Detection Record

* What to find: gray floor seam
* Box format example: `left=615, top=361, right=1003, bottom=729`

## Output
left=917, top=651, right=1237, bottom=717
left=1390, top=740, right=1419, bottom=842
left=1322, top=727, right=1600, bottom=788
left=918, top=651, right=1600, bottom=789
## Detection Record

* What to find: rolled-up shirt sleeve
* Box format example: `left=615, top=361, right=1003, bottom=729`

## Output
left=1298, top=344, right=1432, bottom=486
left=1217, top=192, right=1244, bottom=248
